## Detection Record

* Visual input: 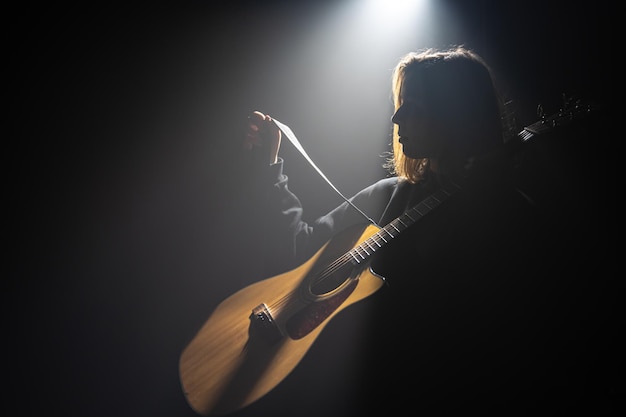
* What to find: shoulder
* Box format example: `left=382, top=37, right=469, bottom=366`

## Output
left=354, top=177, right=400, bottom=199
left=328, top=177, right=401, bottom=225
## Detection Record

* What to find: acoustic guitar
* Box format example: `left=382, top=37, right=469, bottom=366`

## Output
left=179, top=96, right=601, bottom=415
left=178, top=184, right=459, bottom=416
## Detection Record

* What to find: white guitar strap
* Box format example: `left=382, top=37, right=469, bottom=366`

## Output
left=272, top=118, right=379, bottom=226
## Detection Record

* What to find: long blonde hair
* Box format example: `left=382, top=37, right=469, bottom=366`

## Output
left=385, top=46, right=508, bottom=184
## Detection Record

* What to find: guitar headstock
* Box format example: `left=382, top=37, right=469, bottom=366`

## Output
left=518, top=95, right=600, bottom=142
left=511, top=94, right=605, bottom=210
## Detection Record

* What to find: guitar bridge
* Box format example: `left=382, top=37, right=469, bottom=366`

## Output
left=250, top=303, right=283, bottom=343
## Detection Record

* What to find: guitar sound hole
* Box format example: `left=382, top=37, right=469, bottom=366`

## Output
left=286, top=279, right=358, bottom=339
left=310, top=263, right=355, bottom=296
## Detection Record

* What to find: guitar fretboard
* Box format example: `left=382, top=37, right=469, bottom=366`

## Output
left=348, top=183, right=461, bottom=265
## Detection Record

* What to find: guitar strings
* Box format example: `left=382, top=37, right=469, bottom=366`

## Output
left=267, top=184, right=460, bottom=313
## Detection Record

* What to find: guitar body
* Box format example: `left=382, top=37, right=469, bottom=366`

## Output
left=179, top=223, right=385, bottom=416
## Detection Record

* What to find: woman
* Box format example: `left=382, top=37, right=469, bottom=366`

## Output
left=243, top=46, right=523, bottom=277
left=233, top=46, right=601, bottom=415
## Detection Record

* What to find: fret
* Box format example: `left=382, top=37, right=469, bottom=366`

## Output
left=343, top=185, right=460, bottom=267
left=364, top=240, right=376, bottom=252
left=385, top=229, right=396, bottom=238
left=349, top=251, right=361, bottom=263
left=352, top=246, right=366, bottom=261
left=422, top=196, right=438, bottom=208
left=404, top=212, right=416, bottom=222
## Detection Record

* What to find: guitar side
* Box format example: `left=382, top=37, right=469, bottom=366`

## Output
left=178, top=223, right=385, bottom=416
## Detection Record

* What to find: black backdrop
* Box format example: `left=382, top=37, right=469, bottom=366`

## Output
left=8, top=1, right=617, bottom=416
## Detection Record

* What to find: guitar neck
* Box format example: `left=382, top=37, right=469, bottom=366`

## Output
left=348, top=183, right=461, bottom=265
left=517, top=100, right=597, bottom=142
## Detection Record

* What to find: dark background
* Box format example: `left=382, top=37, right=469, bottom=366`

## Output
left=8, top=1, right=617, bottom=416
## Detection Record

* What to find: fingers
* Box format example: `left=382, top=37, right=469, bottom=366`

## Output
left=244, top=111, right=266, bottom=151
left=244, top=111, right=281, bottom=157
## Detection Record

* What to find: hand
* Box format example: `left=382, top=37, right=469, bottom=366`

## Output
left=244, top=111, right=282, bottom=165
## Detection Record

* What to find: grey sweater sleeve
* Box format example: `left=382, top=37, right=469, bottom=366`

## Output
left=258, top=158, right=398, bottom=276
